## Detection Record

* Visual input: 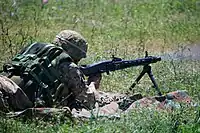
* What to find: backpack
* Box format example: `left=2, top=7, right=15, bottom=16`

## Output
left=3, top=42, right=68, bottom=106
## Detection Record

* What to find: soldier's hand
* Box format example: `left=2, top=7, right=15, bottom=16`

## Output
left=87, top=73, right=102, bottom=89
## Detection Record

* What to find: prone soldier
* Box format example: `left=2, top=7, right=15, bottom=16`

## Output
left=0, top=30, right=101, bottom=112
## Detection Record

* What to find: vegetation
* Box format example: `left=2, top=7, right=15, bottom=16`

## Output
left=0, top=0, right=200, bottom=132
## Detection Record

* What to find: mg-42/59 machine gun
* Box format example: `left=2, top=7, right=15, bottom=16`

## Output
left=80, top=51, right=162, bottom=96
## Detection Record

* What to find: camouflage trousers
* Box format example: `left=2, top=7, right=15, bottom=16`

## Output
left=0, top=75, right=32, bottom=112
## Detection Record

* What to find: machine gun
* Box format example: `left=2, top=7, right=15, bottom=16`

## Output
left=80, top=51, right=162, bottom=96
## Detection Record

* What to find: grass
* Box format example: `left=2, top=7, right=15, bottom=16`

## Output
left=1, top=107, right=199, bottom=133
left=0, top=0, right=200, bottom=132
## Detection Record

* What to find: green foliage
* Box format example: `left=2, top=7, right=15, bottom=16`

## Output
left=0, top=117, right=61, bottom=133
left=0, top=0, right=200, bottom=132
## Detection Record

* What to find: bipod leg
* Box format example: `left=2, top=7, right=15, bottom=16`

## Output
left=129, top=65, right=148, bottom=91
left=146, top=65, right=162, bottom=96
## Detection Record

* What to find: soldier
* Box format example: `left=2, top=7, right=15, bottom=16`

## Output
left=52, top=30, right=101, bottom=109
left=0, top=30, right=101, bottom=112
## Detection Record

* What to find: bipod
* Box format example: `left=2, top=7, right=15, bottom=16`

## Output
left=129, top=51, right=162, bottom=96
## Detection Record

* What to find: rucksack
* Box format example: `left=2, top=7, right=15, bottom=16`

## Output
left=3, top=42, right=66, bottom=106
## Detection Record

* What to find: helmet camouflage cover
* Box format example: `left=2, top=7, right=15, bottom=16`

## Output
left=54, top=30, right=88, bottom=61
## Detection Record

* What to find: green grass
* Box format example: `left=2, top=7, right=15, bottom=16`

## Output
left=0, top=0, right=200, bottom=132
left=1, top=107, right=199, bottom=133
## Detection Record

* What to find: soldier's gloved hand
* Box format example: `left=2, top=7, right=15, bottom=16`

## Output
left=87, top=73, right=102, bottom=89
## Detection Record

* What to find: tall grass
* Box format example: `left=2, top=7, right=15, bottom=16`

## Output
left=0, top=0, right=200, bottom=132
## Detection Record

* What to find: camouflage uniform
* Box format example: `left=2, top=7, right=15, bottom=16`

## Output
left=51, top=30, right=96, bottom=109
left=54, top=60, right=96, bottom=109
left=0, top=30, right=96, bottom=112
left=0, top=76, right=32, bottom=112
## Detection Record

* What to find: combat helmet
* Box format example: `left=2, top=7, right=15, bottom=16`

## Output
left=54, top=30, right=88, bottom=62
